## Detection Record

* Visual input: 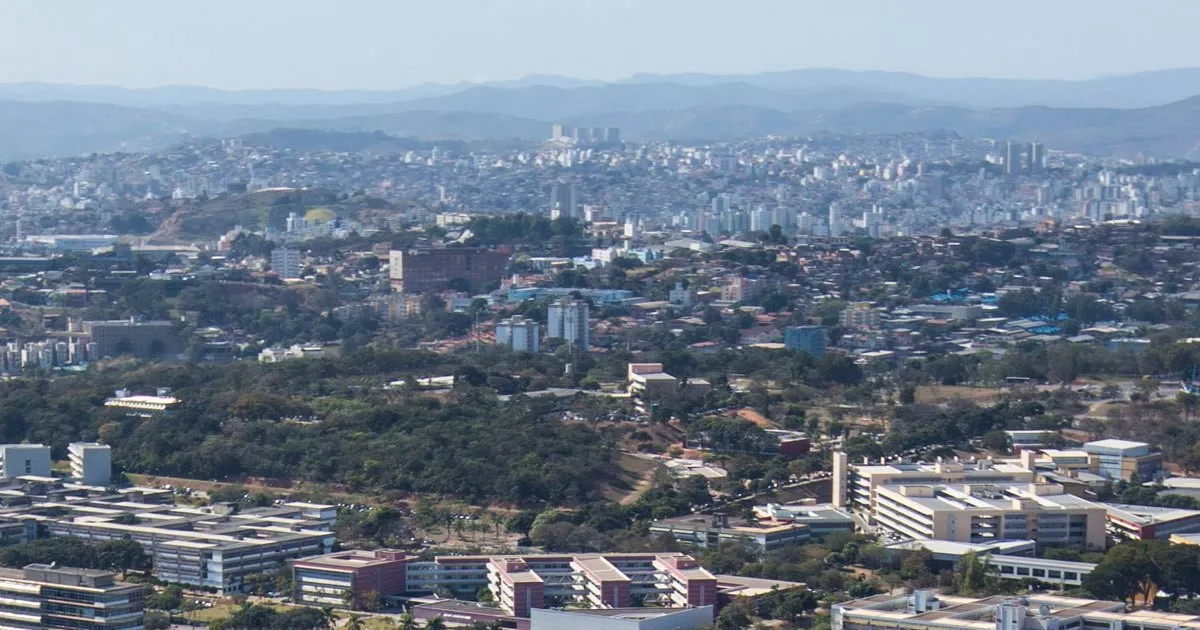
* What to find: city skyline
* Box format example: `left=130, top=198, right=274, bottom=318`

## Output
left=0, top=0, right=1198, bottom=90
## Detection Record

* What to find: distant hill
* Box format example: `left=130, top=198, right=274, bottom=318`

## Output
left=4, top=84, right=1200, bottom=159
left=0, top=100, right=203, bottom=159
left=8, top=68, right=1200, bottom=112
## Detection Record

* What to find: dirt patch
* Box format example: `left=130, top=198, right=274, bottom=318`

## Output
left=916, top=385, right=1002, bottom=404
left=606, top=452, right=662, bottom=505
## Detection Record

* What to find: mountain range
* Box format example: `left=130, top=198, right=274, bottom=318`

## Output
left=3, top=68, right=1200, bottom=160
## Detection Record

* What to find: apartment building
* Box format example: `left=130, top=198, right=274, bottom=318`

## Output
left=495, top=316, right=541, bottom=353
left=68, top=442, right=112, bottom=486
left=626, top=363, right=710, bottom=414
left=834, top=591, right=1200, bottom=630
left=0, top=564, right=144, bottom=630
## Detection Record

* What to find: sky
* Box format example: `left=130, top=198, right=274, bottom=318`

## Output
left=1, top=0, right=1198, bottom=90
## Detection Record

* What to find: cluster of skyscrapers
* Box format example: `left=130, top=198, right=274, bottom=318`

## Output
left=1005, top=140, right=1046, bottom=176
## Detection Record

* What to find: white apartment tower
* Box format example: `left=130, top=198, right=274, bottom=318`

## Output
left=495, top=316, right=541, bottom=354
left=547, top=299, right=590, bottom=351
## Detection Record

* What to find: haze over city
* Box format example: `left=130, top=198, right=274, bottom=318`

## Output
left=1, top=0, right=1199, bottom=89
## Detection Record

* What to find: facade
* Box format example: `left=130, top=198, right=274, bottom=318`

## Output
left=1082, top=439, right=1162, bottom=481
left=292, top=549, right=408, bottom=610
left=269, top=247, right=303, bottom=279
left=547, top=299, right=590, bottom=351
left=833, top=591, right=1200, bottom=630
left=0, top=444, right=50, bottom=479
left=68, top=442, right=112, bottom=486
left=783, top=325, right=826, bottom=357
left=0, top=564, right=144, bottom=630
left=82, top=320, right=182, bottom=359
left=549, top=182, right=578, bottom=219
left=388, top=247, right=509, bottom=293
left=840, top=303, right=883, bottom=329
left=667, top=282, right=693, bottom=307
left=720, top=277, right=761, bottom=303
left=495, top=316, right=541, bottom=353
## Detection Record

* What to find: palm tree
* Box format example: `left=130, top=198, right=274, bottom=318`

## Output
left=345, top=614, right=366, bottom=630
left=397, top=611, right=418, bottom=630
left=318, top=606, right=338, bottom=629
left=424, top=616, right=448, bottom=630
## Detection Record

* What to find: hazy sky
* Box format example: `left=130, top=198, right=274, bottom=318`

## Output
left=1, top=0, right=1198, bottom=90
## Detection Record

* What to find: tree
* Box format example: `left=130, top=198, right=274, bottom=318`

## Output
left=714, top=599, right=754, bottom=630
left=1084, top=542, right=1166, bottom=606
left=425, top=617, right=448, bottom=630
left=981, top=430, right=1011, bottom=453
left=397, top=612, right=418, bottom=630
left=143, top=611, right=170, bottom=630
left=954, top=551, right=989, bottom=596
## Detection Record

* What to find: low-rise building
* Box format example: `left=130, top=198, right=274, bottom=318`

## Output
left=292, top=549, right=409, bottom=610
left=753, top=503, right=855, bottom=536
left=1, top=564, right=145, bottom=629
left=834, top=591, right=1198, bottom=630
left=870, top=482, right=1106, bottom=549
left=1083, top=439, right=1162, bottom=481
left=649, top=514, right=811, bottom=551
left=1105, top=503, right=1200, bottom=540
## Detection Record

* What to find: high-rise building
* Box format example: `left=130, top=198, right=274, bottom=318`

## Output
left=1005, top=140, right=1021, bottom=176
left=495, top=316, right=541, bottom=353
left=68, top=442, right=112, bottom=486
left=549, top=182, right=577, bottom=219
left=270, top=247, right=303, bottom=280
left=0, top=444, right=50, bottom=479
left=547, top=299, right=590, bottom=351
left=1030, top=141, right=1046, bottom=174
